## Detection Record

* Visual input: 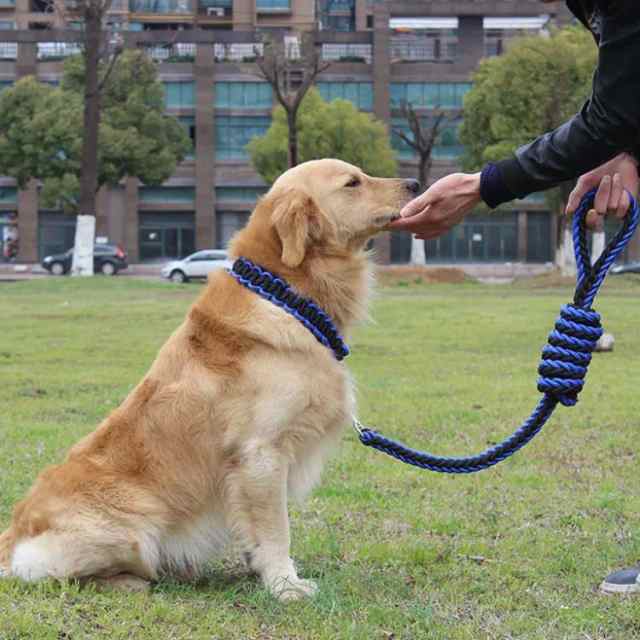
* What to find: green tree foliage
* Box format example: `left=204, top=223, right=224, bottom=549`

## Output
left=460, top=26, right=597, bottom=172
left=0, top=50, right=190, bottom=212
left=248, top=88, right=397, bottom=184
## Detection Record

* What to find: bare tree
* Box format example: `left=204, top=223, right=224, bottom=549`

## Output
left=393, top=101, right=449, bottom=191
left=51, top=0, right=123, bottom=275
left=392, top=101, right=451, bottom=265
left=254, top=33, right=331, bottom=168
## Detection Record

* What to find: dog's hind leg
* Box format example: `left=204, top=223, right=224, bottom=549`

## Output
left=224, top=446, right=317, bottom=602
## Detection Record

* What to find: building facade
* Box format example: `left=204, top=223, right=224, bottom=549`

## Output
left=2, top=0, right=613, bottom=267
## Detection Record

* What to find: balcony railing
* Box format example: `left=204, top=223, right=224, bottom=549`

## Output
left=321, top=43, right=371, bottom=64
left=390, top=35, right=456, bottom=63
left=130, top=0, right=193, bottom=14
left=144, top=42, right=196, bottom=61
left=37, top=42, right=81, bottom=59
left=214, top=42, right=263, bottom=62
left=0, top=42, right=16, bottom=60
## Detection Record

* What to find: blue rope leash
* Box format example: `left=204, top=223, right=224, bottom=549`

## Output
left=356, top=189, right=640, bottom=473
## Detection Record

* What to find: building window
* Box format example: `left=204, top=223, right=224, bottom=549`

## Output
left=130, top=0, right=193, bottom=14
left=164, top=82, right=195, bottom=109
left=139, top=186, right=195, bottom=203
left=318, top=0, right=355, bottom=32
left=425, top=213, right=518, bottom=263
left=178, top=116, right=195, bottom=159
left=391, top=117, right=463, bottom=160
left=216, top=186, right=267, bottom=201
left=526, top=211, right=552, bottom=263
left=390, top=83, right=471, bottom=110
left=483, top=17, right=550, bottom=57
left=215, top=115, right=271, bottom=160
left=256, top=0, right=290, bottom=11
left=215, top=82, right=272, bottom=109
left=390, top=17, right=458, bottom=62
left=139, top=212, right=195, bottom=261
left=316, top=82, right=373, bottom=111
left=0, top=186, right=17, bottom=204
left=217, top=211, right=250, bottom=249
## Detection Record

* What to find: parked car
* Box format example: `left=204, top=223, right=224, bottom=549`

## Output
left=611, top=262, right=640, bottom=275
left=42, top=244, right=128, bottom=276
left=161, top=250, right=233, bottom=284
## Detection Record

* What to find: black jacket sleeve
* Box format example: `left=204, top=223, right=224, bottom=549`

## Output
left=493, top=1, right=640, bottom=201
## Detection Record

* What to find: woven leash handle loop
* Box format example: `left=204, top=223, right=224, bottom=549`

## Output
left=357, top=189, right=640, bottom=473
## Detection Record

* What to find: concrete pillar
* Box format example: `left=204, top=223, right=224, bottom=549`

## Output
left=100, top=186, right=127, bottom=248
left=458, top=16, right=484, bottom=74
left=233, top=0, right=254, bottom=30
left=355, top=0, right=368, bottom=32
left=16, top=42, right=38, bottom=262
left=95, top=187, right=109, bottom=240
left=372, top=2, right=390, bottom=124
left=517, top=211, right=527, bottom=262
left=124, top=178, right=139, bottom=261
left=372, top=1, right=391, bottom=263
left=17, top=184, right=39, bottom=262
left=195, top=43, right=216, bottom=250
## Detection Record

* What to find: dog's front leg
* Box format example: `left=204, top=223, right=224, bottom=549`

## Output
left=225, top=445, right=317, bottom=601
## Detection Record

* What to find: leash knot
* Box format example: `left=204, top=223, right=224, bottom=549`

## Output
left=537, top=304, right=602, bottom=406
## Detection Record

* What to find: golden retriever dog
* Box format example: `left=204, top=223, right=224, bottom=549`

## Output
left=0, top=159, right=418, bottom=600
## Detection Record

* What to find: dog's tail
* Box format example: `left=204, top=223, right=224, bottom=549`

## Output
left=0, top=528, right=14, bottom=576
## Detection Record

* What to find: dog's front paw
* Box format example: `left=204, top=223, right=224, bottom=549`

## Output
left=269, top=576, right=318, bottom=602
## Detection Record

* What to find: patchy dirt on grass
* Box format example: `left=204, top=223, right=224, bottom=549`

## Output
left=376, top=265, right=470, bottom=287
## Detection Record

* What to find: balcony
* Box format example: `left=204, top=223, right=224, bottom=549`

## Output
left=321, top=43, right=371, bottom=64
left=214, top=42, right=263, bottom=63
left=256, top=0, right=290, bottom=13
left=198, top=0, right=232, bottom=19
left=37, top=42, right=82, bottom=60
left=390, top=35, right=456, bottom=63
left=0, top=42, right=16, bottom=60
left=145, top=42, right=196, bottom=62
left=130, top=0, right=194, bottom=15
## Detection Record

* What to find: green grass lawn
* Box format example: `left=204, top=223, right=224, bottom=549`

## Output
left=2, top=275, right=640, bottom=639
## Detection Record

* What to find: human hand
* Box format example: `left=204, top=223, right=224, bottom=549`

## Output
left=389, top=173, right=482, bottom=239
left=565, top=153, right=639, bottom=230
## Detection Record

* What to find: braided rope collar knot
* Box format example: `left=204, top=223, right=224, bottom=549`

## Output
left=229, top=257, right=350, bottom=361
left=537, top=304, right=603, bottom=407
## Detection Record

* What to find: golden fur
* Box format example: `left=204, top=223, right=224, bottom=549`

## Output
left=0, top=159, right=415, bottom=600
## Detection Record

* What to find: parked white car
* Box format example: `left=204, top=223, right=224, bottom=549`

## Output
left=161, top=250, right=233, bottom=284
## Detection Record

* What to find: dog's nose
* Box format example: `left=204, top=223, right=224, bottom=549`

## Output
left=404, top=179, right=421, bottom=195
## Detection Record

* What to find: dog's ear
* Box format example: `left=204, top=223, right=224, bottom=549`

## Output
left=271, top=189, right=320, bottom=268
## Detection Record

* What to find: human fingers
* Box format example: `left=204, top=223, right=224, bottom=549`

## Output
left=585, top=209, right=604, bottom=232
left=399, top=192, right=432, bottom=219
left=593, top=175, right=612, bottom=215
left=566, top=175, right=598, bottom=215
left=388, top=206, right=432, bottom=232
left=607, top=173, right=623, bottom=215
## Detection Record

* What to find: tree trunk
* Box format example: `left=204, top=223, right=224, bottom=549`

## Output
left=287, top=108, right=298, bottom=168
left=557, top=213, right=576, bottom=277
left=417, top=154, right=430, bottom=193
left=72, top=10, right=101, bottom=277
left=592, top=230, right=606, bottom=263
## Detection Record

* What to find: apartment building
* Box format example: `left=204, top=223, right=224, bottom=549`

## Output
left=1, top=0, right=602, bottom=267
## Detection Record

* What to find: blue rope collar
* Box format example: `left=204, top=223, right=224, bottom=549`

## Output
left=355, top=189, right=640, bottom=473
left=229, top=257, right=350, bottom=361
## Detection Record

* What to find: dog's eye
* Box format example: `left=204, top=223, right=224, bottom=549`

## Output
left=345, top=177, right=360, bottom=188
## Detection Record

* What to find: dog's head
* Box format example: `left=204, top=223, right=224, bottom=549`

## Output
left=241, top=159, right=419, bottom=268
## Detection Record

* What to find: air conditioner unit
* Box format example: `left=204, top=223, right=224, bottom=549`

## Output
left=206, top=7, right=225, bottom=16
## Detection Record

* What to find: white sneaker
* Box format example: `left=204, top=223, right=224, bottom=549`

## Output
left=600, top=566, right=640, bottom=594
